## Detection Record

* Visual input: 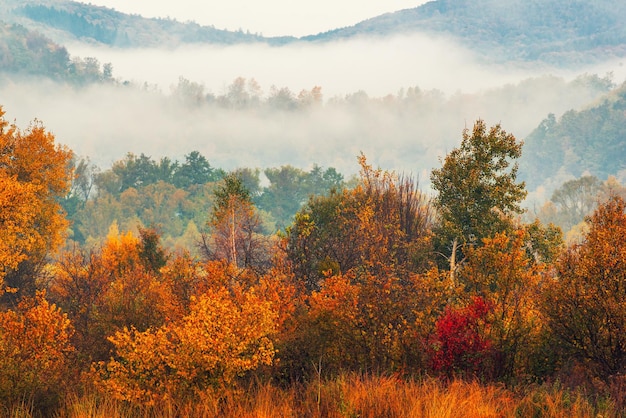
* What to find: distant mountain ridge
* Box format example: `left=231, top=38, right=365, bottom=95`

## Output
left=305, top=0, right=626, bottom=64
left=1, top=0, right=626, bottom=64
left=1, top=0, right=295, bottom=47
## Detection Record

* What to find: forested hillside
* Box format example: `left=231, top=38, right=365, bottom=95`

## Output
left=2, top=0, right=626, bottom=63
left=0, top=22, right=113, bottom=83
left=308, top=0, right=626, bottom=64
left=1, top=0, right=293, bottom=47
left=521, top=82, right=626, bottom=190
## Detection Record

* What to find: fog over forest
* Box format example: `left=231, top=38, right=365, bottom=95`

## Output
left=1, top=32, right=624, bottom=198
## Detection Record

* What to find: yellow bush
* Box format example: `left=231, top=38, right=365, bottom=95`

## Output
left=0, top=293, right=75, bottom=409
left=95, top=284, right=278, bottom=405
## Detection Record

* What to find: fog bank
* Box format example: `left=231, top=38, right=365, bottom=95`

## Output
left=65, top=34, right=567, bottom=99
left=1, top=33, right=624, bottom=194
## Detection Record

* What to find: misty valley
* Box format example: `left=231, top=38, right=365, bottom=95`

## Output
left=2, top=0, right=626, bottom=416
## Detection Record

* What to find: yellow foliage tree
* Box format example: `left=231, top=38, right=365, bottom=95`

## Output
left=0, top=174, right=39, bottom=277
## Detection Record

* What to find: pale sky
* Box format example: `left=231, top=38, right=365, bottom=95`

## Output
left=77, top=1, right=429, bottom=37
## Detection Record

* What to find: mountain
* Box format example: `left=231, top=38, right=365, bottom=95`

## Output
left=1, top=0, right=295, bottom=48
left=2, top=0, right=626, bottom=65
left=305, top=0, right=626, bottom=65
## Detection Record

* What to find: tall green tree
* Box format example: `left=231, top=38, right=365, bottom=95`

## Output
left=430, top=119, right=526, bottom=267
left=172, top=151, right=221, bottom=188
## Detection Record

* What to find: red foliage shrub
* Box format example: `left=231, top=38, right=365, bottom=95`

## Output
left=429, top=296, right=494, bottom=378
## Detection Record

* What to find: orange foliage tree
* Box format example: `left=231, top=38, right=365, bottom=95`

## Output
left=456, top=230, right=546, bottom=380
left=282, top=157, right=450, bottom=376
left=543, top=195, right=626, bottom=380
left=297, top=267, right=453, bottom=376
left=49, top=227, right=180, bottom=362
left=0, top=106, right=73, bottom=301
left=0, top=293, right=75, bottom=410
left=95, top=275, right=278, bottom=405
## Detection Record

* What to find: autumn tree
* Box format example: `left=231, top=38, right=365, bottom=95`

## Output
left=95, top=280, right=278, bottom=405
left=296, top=267, right=452, bottom=376
left=0, top=106, right=73, bottom=302
left=286, top=154, right=433, bottom=291
left=429, top=296, right=494, bottom=378
left=201, top=173, right=271, bottom=273
left=543, top=195, right=626, bottom=379
left=457, top=230, right=546, bottom=380
left=282, top=156, right=446, bottom=376
left=49, top=227, right=178, bottom=362
left=49, top=246, right=111, bottom=362
left=430, top=119, right=526, bottom=270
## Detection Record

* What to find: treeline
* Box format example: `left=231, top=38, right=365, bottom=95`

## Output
left=62, top=151, right=344, bottom=249
left=3, top=105, right=626, bottom=415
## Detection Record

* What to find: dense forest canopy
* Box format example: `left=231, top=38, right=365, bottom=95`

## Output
left=2, top=107, right=626, bottom=416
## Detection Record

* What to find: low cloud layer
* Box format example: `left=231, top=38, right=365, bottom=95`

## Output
left=1, top=34, right=624, bottom=194
left=65, top=34, right=575, bottom=98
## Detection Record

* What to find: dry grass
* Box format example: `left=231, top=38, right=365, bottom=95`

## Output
left=6, top=375, right=623, bottom=418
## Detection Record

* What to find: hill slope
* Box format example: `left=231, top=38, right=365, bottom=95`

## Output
left=520, top=81, right=626, bottom=190
left=2, top=0, right=626, bottom=64
left=305, top=0, right=626, bottom=64
left=2, top=0, right=294, bottom=47
left=0, top=21, right=114, bottom=83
